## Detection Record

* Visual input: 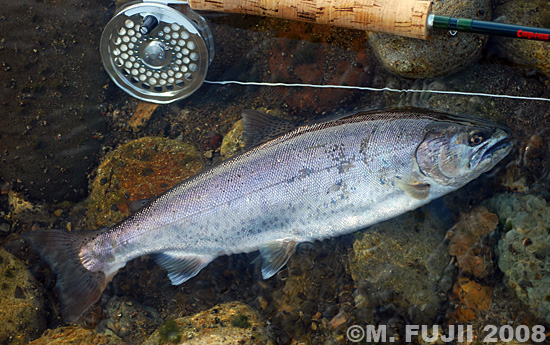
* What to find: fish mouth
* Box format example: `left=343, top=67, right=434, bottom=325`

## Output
left=482, top=137, right=512, bottom=160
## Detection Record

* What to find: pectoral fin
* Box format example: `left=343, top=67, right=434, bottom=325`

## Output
left=155, top=252, right=214, bottom=285
left=396, top=179, right=431, bottom=200
left=259, top=240, right=297, bottom=279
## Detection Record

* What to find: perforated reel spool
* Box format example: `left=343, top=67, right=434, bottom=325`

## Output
left=100, top=2, right=214, bottom=103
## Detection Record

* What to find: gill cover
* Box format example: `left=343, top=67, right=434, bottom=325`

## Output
left=415, top=119, right=510, bottom=186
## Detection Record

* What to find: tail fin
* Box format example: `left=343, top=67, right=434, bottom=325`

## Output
left=22, top=229, right=108, bottom=322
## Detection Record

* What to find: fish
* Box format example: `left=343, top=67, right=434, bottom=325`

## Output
left=23, top=108, right=512, bottom=322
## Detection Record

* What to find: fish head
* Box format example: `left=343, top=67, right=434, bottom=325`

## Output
left=415, top=116, right=512, bottom=187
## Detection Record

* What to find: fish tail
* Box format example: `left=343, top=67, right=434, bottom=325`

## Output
left=22, top=229, right=107, bottom=322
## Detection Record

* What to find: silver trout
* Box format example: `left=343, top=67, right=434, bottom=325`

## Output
left=23, top=108, right=511, bottom=321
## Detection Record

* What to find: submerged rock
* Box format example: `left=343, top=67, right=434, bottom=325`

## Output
left=368, top=0, right=490, bottom=78
left=349, top=207, right=452, bottom=325
left=28, top=326, right=124, bottom=345
left=8, top=190, right=54, bottom=224
left=0, top=247, right=45, bottom=345
left=447, top=206, right=498, bottom=279
left=492, top=0, right=550, bottom=77
left=87, top=137, right=204, bottom=229
left=220, top=119, right=244, bottom=159
left=97, top=296, right=163, bottom=343
left=487, top=192, right=550, bottom=323
left=449, top=276, right=492, bottom=323
left=142, top=301, right=269, bottom=345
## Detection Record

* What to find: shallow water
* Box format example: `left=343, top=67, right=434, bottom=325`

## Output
left=1, top=0, right=550, bottom=344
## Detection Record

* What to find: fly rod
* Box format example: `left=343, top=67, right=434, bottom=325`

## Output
left=186, top=0, right=550, bottom=42
left=101, top=0, right=550, bottom=103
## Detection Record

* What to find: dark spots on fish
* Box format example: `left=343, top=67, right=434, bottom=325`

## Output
left=379, top=178, right=385, bottom=185
left=141, top=167, right=154, bottom=176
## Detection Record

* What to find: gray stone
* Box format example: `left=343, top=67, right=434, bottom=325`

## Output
left=97, top=296, right=163, bottom=342
left=492, top=0, right=550, bottom=77
left=486, top=192, right=550, bottom=323
left=348, top=208, right=452, bottom=325
left=368, top=0, right=491, bottom=78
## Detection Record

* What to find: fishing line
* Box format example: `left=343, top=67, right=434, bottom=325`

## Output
left=204, top=80, right=550, bottom=102
left=100, top=0, right=550, bottom=104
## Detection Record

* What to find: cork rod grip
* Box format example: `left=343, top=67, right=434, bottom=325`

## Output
left=188, top=0, right=433, bottom=39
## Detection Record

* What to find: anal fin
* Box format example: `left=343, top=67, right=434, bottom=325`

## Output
left=154, top=252, right=214, bottom=285
left=259, top=239, right=297, bottom=279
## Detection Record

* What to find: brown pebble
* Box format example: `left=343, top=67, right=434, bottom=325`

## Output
left=53, top=209, right=63, bottom=217
left=328, top=310, right=347, bottom=329
left=0, top=182, right=10, bottom=195
left=256, top=296, right=269, bottom=310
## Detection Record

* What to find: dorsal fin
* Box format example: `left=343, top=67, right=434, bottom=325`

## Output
left=242, top=110, right=297, bottom=150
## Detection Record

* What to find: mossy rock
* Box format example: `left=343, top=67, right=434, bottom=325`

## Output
left=0, top=248, right=45, bottom=345
left=87, top=137, right=204, bottom=229
left=143, top=302, right=269, bottom=345
left=28, top=326, right=124, bottom=345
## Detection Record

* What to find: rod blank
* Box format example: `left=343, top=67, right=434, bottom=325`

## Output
left=430, top=14, right=550, bottom=42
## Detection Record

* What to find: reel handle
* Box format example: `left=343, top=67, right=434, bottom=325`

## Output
left=188, top=0, right=432, bottom=39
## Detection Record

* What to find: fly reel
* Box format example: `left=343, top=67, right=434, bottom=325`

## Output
left=100, top=1, right=214, bottom=104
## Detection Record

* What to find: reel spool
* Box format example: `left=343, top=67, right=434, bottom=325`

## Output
left=100, top=1, right=214, bottom=104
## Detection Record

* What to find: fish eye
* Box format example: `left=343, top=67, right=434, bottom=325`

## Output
left=468, top=131, right=485, bottom=146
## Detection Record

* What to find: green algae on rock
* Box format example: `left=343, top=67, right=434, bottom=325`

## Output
left=220, top=119, right=244, bottom=159
left=487, top=192, right=550, bottom=324
left=368, top=0, right=490, bottom=78
left=28, top=326, right=124, bottom=345
left=0, top=248, right=45, bottom=345
left=87, top=137, right=204, bottom=229
left=143, top=302, right=269, bottom=345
